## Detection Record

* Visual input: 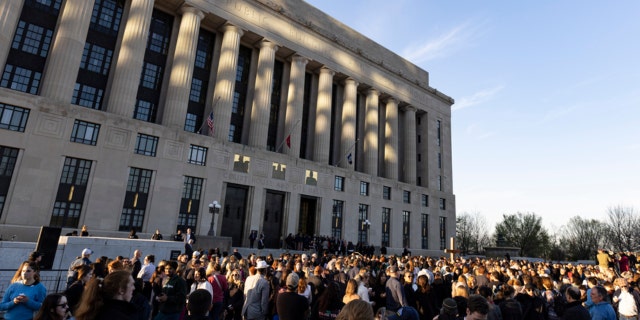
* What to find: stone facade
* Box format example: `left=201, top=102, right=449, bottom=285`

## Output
left=0, top=0, right=454, bottom=256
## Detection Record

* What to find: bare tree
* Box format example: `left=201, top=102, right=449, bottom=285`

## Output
left=605, top=205, right=640, bottom=251
left=494, top=212, right=550, bottom=257
left=457, top=212, right=492, bottom=254
left=560, top=216, right=607, bottom=261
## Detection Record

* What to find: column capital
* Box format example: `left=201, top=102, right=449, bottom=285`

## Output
left=402, top=105, right=417, bottom=112
left=221, top=23, right=245, bottom=37
left=385, top=96, right=398, bottom=105
left=290, top=54, right=309, bottom=65
left=180, top=5, right=204, bottom=19
left=318, top=66, right=335, bottom=76
left=367, top=87, right=379, bottom=96
left=343, top=77, right=359, bottom=87
left=257, top=39, right=279, bottom=51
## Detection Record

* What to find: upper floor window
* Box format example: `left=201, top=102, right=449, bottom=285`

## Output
left=188, top=145, right=207, bottom=166
left=421, top=194, right=429, bottom=207
left=360, top=181, right=369, bottom=196
left=0, top=104, right=30, bottom=132
left=334, top=176, right=345, bottom=192
left=403, top=190, right=411, bottom=204
left=70, top=120, right=100, bottom=145
left=439, top=198, right=446, bottom=210
left=383, top=186, right=391, bottom=200
left=134, top=133, right=159, bottom=157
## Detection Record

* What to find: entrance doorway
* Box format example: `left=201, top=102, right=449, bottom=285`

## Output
left=221, top=184, right=248, bottom=247
left=262, top=190, right=285, bottom=248
left=298, top=196, right=317, bottom=236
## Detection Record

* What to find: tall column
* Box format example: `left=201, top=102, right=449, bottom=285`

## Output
left=284, top=55, right=308, bottom=157
left=339, top=77, right=358, bottom=169
left=249, top=40, right=278, bottom=148
left=384, top=97, right=399, bottom=180
left=39, top=0, right=95, bottom=102
left=403, top=106, right=417, bottom=184
left=313, top=67, right=334, bottom=164
left=0, top=0, right=24, bottom=71
left=364, top=88, right=379, bottom=176
left=162, top=6, right=204, bottom=129
left=211, top=24, right=244, bottom=141
left=107, top=0, right=155, bottom=117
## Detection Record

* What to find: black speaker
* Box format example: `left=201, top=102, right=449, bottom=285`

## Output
left=35, top=227, right=62, bottom=270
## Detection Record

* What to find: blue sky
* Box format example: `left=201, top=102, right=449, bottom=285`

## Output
left=304, top=0, right=640, bottom=231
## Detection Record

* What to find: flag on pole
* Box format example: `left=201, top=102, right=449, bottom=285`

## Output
left=206, top=112, right=214, bottom=136
left=285, top=134, right=291, bottom=148
left=347, top=153, right=353, bottom=165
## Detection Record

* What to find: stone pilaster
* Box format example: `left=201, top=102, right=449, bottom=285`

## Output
left=0, top=0, right=25, bottom=72
left=40, top=0, right=96, bottom=102
left=313, top=67, right=334, bottom=164
left=384, top=97, right=399, bottom=180
left=403, top=105, right=417, bottom=184
left=340, top=77, right=359, bottom=169
left=162, top=6, right=204, bottom=129
left=364, top=88, right=379, bottom=176
left=283, top=55, right=308, bottom=157
left=211, top=23, right=244, bottom=141
left=249, top=40, right=278, bottom=148
left=107, top=0, right=155, bottom=117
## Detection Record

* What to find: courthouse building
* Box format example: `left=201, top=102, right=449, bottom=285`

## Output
left=0, top=0, right=455, bottom=254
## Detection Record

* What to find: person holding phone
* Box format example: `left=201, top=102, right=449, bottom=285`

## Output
left=0, top=261, right=47, bottom=320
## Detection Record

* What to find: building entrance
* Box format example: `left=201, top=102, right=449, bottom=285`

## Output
left=221, top=184, right=248, bottom=247
left=262, top=190, right=285, bottom=248
left=298, top=196, right=317, bottom=236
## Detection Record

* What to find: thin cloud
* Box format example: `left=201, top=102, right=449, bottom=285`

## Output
left=401, top=19, right=486, bottom=63
left=453, top=85, right=505, bottom=111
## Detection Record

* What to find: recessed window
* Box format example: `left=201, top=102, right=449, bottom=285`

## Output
left=188, top=145, right=207, bottom=166
left=70, top=120, right=100, bottom=146
left=360, top=181, right=369, bottom=196
left=383, top=186, right=391, bottom=200
left=403, top=190, right=411, bottom=204
left=0, top=103, right=30, bottom=132
left=134, top=133, right=158, bottom=156
left=439, top=198, right=446, bottom=210
left=334, top=176, right=345, bottom=191
left=421, top=194, right=429, bottom=207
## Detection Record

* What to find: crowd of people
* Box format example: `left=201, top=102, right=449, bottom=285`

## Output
left=2, top=239, right=640, bottom=320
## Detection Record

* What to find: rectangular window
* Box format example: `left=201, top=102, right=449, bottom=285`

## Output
left=360, top=181, right=369, bottom=196
left=72, top=83, right=104, bottom=109
left=438, top=152, right=442, bottom=169
left=305, top=170, right=317, bottom=186
left=188, top=145, right=207, bottom=166
left=233, top=154, right=250, bottom=173
left=50, top=157, right=92, bottom=228
left=331, top=200, right=343, bottom=239
left=439, top=216, right=446, bottom=250
left=11, top=20, right=54, bottom=57
left=403, top=190, right=411, bottom=204
left=0, top=103, right=30, bottom=132
left=437, top=119, right=442, bottom=146
left=134, top=99, right=155, bottom=122
left=381, top=207, right=391, bottom=247
left=70, top=120, right=100, bottom=145
left=0, top=146, right=19, bottom=217
left=119, top=167, right=152, bottom=231
left=383, top=186, right=391, bottom=200
left=91, top=0, right=122, bottom=35
left=177, top=176, right=203, bottom=231
left=421, top=194, right=429, bottom=207
left=184, top=113, right=197, bottom=133
left=1, top=65, right=42, bottom=94
left=80, top=42, right=113, bottom=75
left=272, top=162, right=286, bottom=180
left=438, top=175, right=443, bottom=191
left=439, top=198, right=446, bottom=210
left=402, top=211, right=410, bottom=248
left=334, top=176, right=345, bottom=191
left=421, top=213, right=429, bottom=249
left=134, top=133, right=158, bottom=156
left=358, top=204, right=370, bottom=245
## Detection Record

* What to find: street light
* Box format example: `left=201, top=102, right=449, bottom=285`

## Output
left=207, top=201, right=221, bottom=236
left=363, top=219, right=371, bottom=245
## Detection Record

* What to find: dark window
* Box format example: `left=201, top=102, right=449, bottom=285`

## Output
left=439, top=198, right=446, bottom=210
left=360, top=181, right=369, bottom=196
left=334, top=176, right=344, bottom=191
left=186, top=29, right=215, bottom=134
left=184, top=113, right=198, bottom=133
left=402, top=211, right=410, bottom=248
left=134, top=133, right=158, bottom=156
left=438, top=153, right=442, bottom=169
left=358, top=204, right=369, bottom=245
left=422, top=194, right=429, bottom=207
left=72, top=83, right=104, bottom=109
left=1, top=64, right=42, bottom=94
left=188, top=145, right=207, bottom=166
left=437, top=120, right=442, bottom=146
left=403, top=190, right=411, bottom=204
left=381, top=207, right=391, bottom=247
left=228, top=45, right=252, bottom=142
left=119, top=167, right=152, bottom=231
left=439, top=216, right=446, bottom=250
left=70, top=120, right=100, bottom=145
left=0, top=146, right=19, bottom=217
left=177, top=176, right=203, bottom=231
left=140, top=62, right=163, bottom=90
left=383, top=186, right=391, bottom=200
left=422, top=214, right=429, bottom=249
left=0, top=103, right=30, bottom=132
left=80, top=43, right=113, bottom=75
left=90, top=0, right=122, bottom=35
left=331, top=200, right=343, bottom=239
left=266, top=60, right=284, bottom=151
left=134, top=100, right=155, bottom=122
left=50, top=157, right=92, bottom=228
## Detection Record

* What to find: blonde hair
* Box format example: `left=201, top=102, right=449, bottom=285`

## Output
left=336, top=300, right=374, bottom=320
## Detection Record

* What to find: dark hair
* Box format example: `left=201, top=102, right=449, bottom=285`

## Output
left=75, top=264, right=93, bottom=281
left=75, top=270, right=132, bottom=320
left=467, top=294, right=489, bottom=315
left=34, top=293, right=66, bottom=320
left=187, top=289, right=212, bottom=316
left=565, top=286, right=581, bottom=300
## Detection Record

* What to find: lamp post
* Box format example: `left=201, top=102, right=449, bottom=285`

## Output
left=363, top=219, right=371, bottom=245
left=207, top=201, right=221, bottom=236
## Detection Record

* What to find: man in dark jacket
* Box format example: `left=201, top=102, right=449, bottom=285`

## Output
left=562, top=286, right=590, bottom=320
left=155, top=260, right=188, bottom=320
left=186, top=289, right=212, bottom=320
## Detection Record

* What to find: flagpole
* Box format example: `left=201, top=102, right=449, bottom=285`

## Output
left=335, top=138, right=359, bottom=167
left=276, top=119, right=301, bottom=152
left=197, top=96, right=221, bottom=134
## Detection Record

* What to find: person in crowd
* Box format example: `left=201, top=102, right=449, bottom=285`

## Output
left=28, top=251, right=44, bottom=272
left=208, top=262, right=229, bottom=320
left=343, top=279, right=361, bottom=305
left=433, top=298, right=458, bottom=320
left=63, top=264, right=93, bottom=313
left=173, top=229, right=183, bottom=242
left=611, top=277, right=639, bottom=320
left=386, top=266, right=408, bottom=312
left=562, top=286, right=589, bottom=320
left=276, top=273, right=310, bottom=320
left=414, top=274, right=438, bottom=320
left=190, top=267, right=213, bottom=297
left=75, top=270, right=137, bottom=320
left=154, top=260, right=187, bottom=320
left=66, top=248, right=93, bottom=288
left=589, top=286, right=616, bottom=320
left=185, top=289, right=212, bottom=320
left=151, top=229, right=163, bottom=240
left=184, top=228, right=196, bottom=245
left=131, top=250, right=143, bottom=279
left=225, top=269, right=245, bottom=320
left=242, top=260, right=270, bottom=320
left=34, top=293, right=72, bottom=320
left=0, top=261, right=47, bottom=320
left=464, top=295, right=490, bottom=320
left=336, top=299, right=373, bottom=320
left=138, top=254, right=156, bottom=300
left=129, top=229, right=139, bottom=239
left=80, top=225, right=89, bottom=237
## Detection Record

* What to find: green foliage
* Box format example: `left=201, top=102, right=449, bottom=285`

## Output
left=494, top=212, right=550, bottom=257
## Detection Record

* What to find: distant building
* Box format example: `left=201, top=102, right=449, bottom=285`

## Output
left=0, top=0, right=454, bottom=254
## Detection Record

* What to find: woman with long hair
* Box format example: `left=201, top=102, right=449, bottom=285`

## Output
left=189, top=267, right=213, bottom=297
left=74, top=270, right=136, bottom=320
left=342, top=279, right=360, bottom=305
left=63, top=265, right=93, bottom=313
left=414, top=274, right=437, bottom=320
left=225, top=270, right=244, bottom=320
left=0, top=261, right=47, bottom=320
left=34, top=294, right=72, bottom=320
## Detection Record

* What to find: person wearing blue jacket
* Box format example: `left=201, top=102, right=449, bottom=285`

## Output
left=0, top=261, right=47, bottom=320
left=589, top=286, right=617, bottom=320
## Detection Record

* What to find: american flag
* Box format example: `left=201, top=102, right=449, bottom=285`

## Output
left=206, top=112, right=214, bottom=136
